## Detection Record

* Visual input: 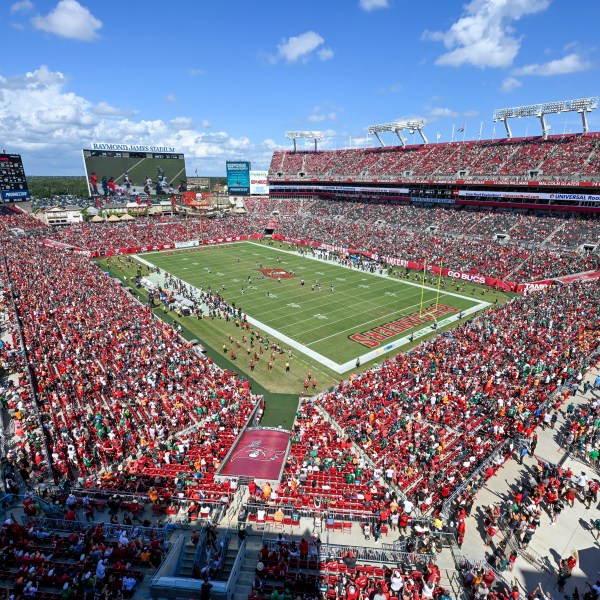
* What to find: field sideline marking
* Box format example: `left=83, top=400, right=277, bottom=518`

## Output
left=134, top=246, right=491, bottom=374
left=244, top=241, right=481, bottom=302
left=133, top=254, right=344, bottom=372
left=147, top=244, right=470, bottom=344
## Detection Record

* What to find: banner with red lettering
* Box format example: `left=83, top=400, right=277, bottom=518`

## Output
left=514, top=280, right=554, bottom=293
left=553, top=269, right=600, bottom=285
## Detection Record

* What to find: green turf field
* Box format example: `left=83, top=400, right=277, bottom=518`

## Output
left=137, top=242, right=488, bottom=371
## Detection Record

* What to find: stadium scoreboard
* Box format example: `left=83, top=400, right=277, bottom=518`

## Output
left=82, top=145, right=187, bottom=196
left=0, top=153, right=29, bottom=201
left=226, top=161, right=251, bottom=195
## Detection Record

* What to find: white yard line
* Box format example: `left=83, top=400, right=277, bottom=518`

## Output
left=134, top=246, right=491, bottom=374
left=244, top=241, right=480, bottom=301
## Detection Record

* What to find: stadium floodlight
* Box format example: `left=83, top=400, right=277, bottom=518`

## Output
left=285, top=131, right=324, bottom=152
left=367, top=119, right=428, bottom=147
left=493, top=97, right=598, bottom=139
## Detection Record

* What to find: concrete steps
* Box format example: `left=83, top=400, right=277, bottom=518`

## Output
left=178, top=543, right=198, bottom=578
left=231, top=538, right=264, bottom=600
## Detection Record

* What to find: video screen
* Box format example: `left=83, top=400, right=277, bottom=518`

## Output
left=82, top=149, right=187, bottom=197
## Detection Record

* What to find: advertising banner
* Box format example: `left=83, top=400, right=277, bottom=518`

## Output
left=272, top=234, right=518, bottom=292
left=270, top=184, right=410, bottom=195
left=250, top=170, right=269, bottom=195
left=226, top=161, right=251, bottom=195
left=455, top=189, right=600, bottom=203
left=411, top=197, right=455, bottom=205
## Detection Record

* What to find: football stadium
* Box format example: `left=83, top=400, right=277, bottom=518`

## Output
left=1, top=3, right=600, bottom=600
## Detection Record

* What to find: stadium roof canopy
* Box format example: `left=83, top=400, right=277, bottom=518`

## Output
left=493, top=97, right=598, bottom=140
left=285, top=131, right=324, bottom=152
left=367, top=119, right=428, bottom=147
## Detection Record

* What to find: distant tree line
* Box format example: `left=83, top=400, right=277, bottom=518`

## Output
left=28, top=176, right=89, bottom=199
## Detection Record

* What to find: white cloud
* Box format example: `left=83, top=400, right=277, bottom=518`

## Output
left=428, top=107, right=459, bottom=118
left=349, top=136, right=372, bottom=148
left=0, top=65, right=280, bottom=175
left=501, top=76, right=522, bottom=92
left=200, top=119, right=212, bottom=128
left=308, top=111, right=338, bottom=123
left=275, top=31, right=332, bottom=64
left=423, top=0, right=550, bottom=68
left=512, top=53, right=594, bottom=76
left=164, top=93, right=178, bottom=103
left=94, top=102, right=136, bottom=117
left=11, top=0, right=33, bottom=13
left=318, top=47, right=334, bottom=61
left=463, top=109, right=480, bottom=118
left=32, top=0, right=102, bottom=41
left=359, top=0, right=390, bottom=11
left=306, top=105, right=339, bottom=123
left=187, top=68, right=206, bottom=77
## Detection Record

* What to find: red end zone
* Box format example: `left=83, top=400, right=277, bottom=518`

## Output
left=219, top=428, right=290, bottom=481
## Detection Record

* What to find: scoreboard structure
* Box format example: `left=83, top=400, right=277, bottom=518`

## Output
left=82, top=144, right=187, bottom=196
left=0, top=154, right=29, bottom=201
left=226, top=161, right=251, bottom=196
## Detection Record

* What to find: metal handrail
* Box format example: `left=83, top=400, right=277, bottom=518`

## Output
left=149, top=533, right=185, bottom=586
left=441, top=439, right=511, bottom=520
left=454, top=548, right=526, bottom=600
left=21, top=515, right=176, bottom=540
left=261, top=536, right=436, bottom=566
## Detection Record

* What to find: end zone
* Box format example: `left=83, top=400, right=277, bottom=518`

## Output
left=217, top=427, right=290, bottom=485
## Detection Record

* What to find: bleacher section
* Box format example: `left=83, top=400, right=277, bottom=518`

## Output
left=269, top=134, right=600, bottom=185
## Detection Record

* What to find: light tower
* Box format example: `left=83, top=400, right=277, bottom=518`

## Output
left=493, top=97, right=598, bottom=140
left=367, top=119, right=428, bottom=147
left=285, top=131, right=324, bottom=152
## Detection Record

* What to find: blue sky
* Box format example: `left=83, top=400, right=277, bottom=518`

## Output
left=1, top=0, right=598, bottom=175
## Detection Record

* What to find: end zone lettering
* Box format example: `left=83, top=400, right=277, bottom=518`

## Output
left=350, top=304, right=458, bottom=347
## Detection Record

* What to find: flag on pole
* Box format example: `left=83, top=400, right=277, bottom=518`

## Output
left=457, top=124, right=465, bottom=133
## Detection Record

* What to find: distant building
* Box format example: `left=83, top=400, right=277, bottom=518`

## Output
left=187, top=177, right=210, bottom=189
left=36, top=206, right=83, bottom=226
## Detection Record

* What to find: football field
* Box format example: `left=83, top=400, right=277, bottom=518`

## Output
left=138, top=242, right=488, bottom=373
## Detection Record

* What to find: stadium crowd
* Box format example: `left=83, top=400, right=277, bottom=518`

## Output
left=316, top=280, right=599, bottom=510
left=0, top=193, right=598, bottom=600
left=0, top=504, right=170, bottom=599
left=269, top=134, right=600, bottom=184
left=0, top=228, right=260, bottom=505
left=23, top=199, right=600, bottom=285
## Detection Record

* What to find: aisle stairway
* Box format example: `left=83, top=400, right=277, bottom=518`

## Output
left=231, top=536, right=264, bottom=600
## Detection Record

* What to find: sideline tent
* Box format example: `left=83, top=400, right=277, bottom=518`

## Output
left=173, top=294, right=194, bottom=316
